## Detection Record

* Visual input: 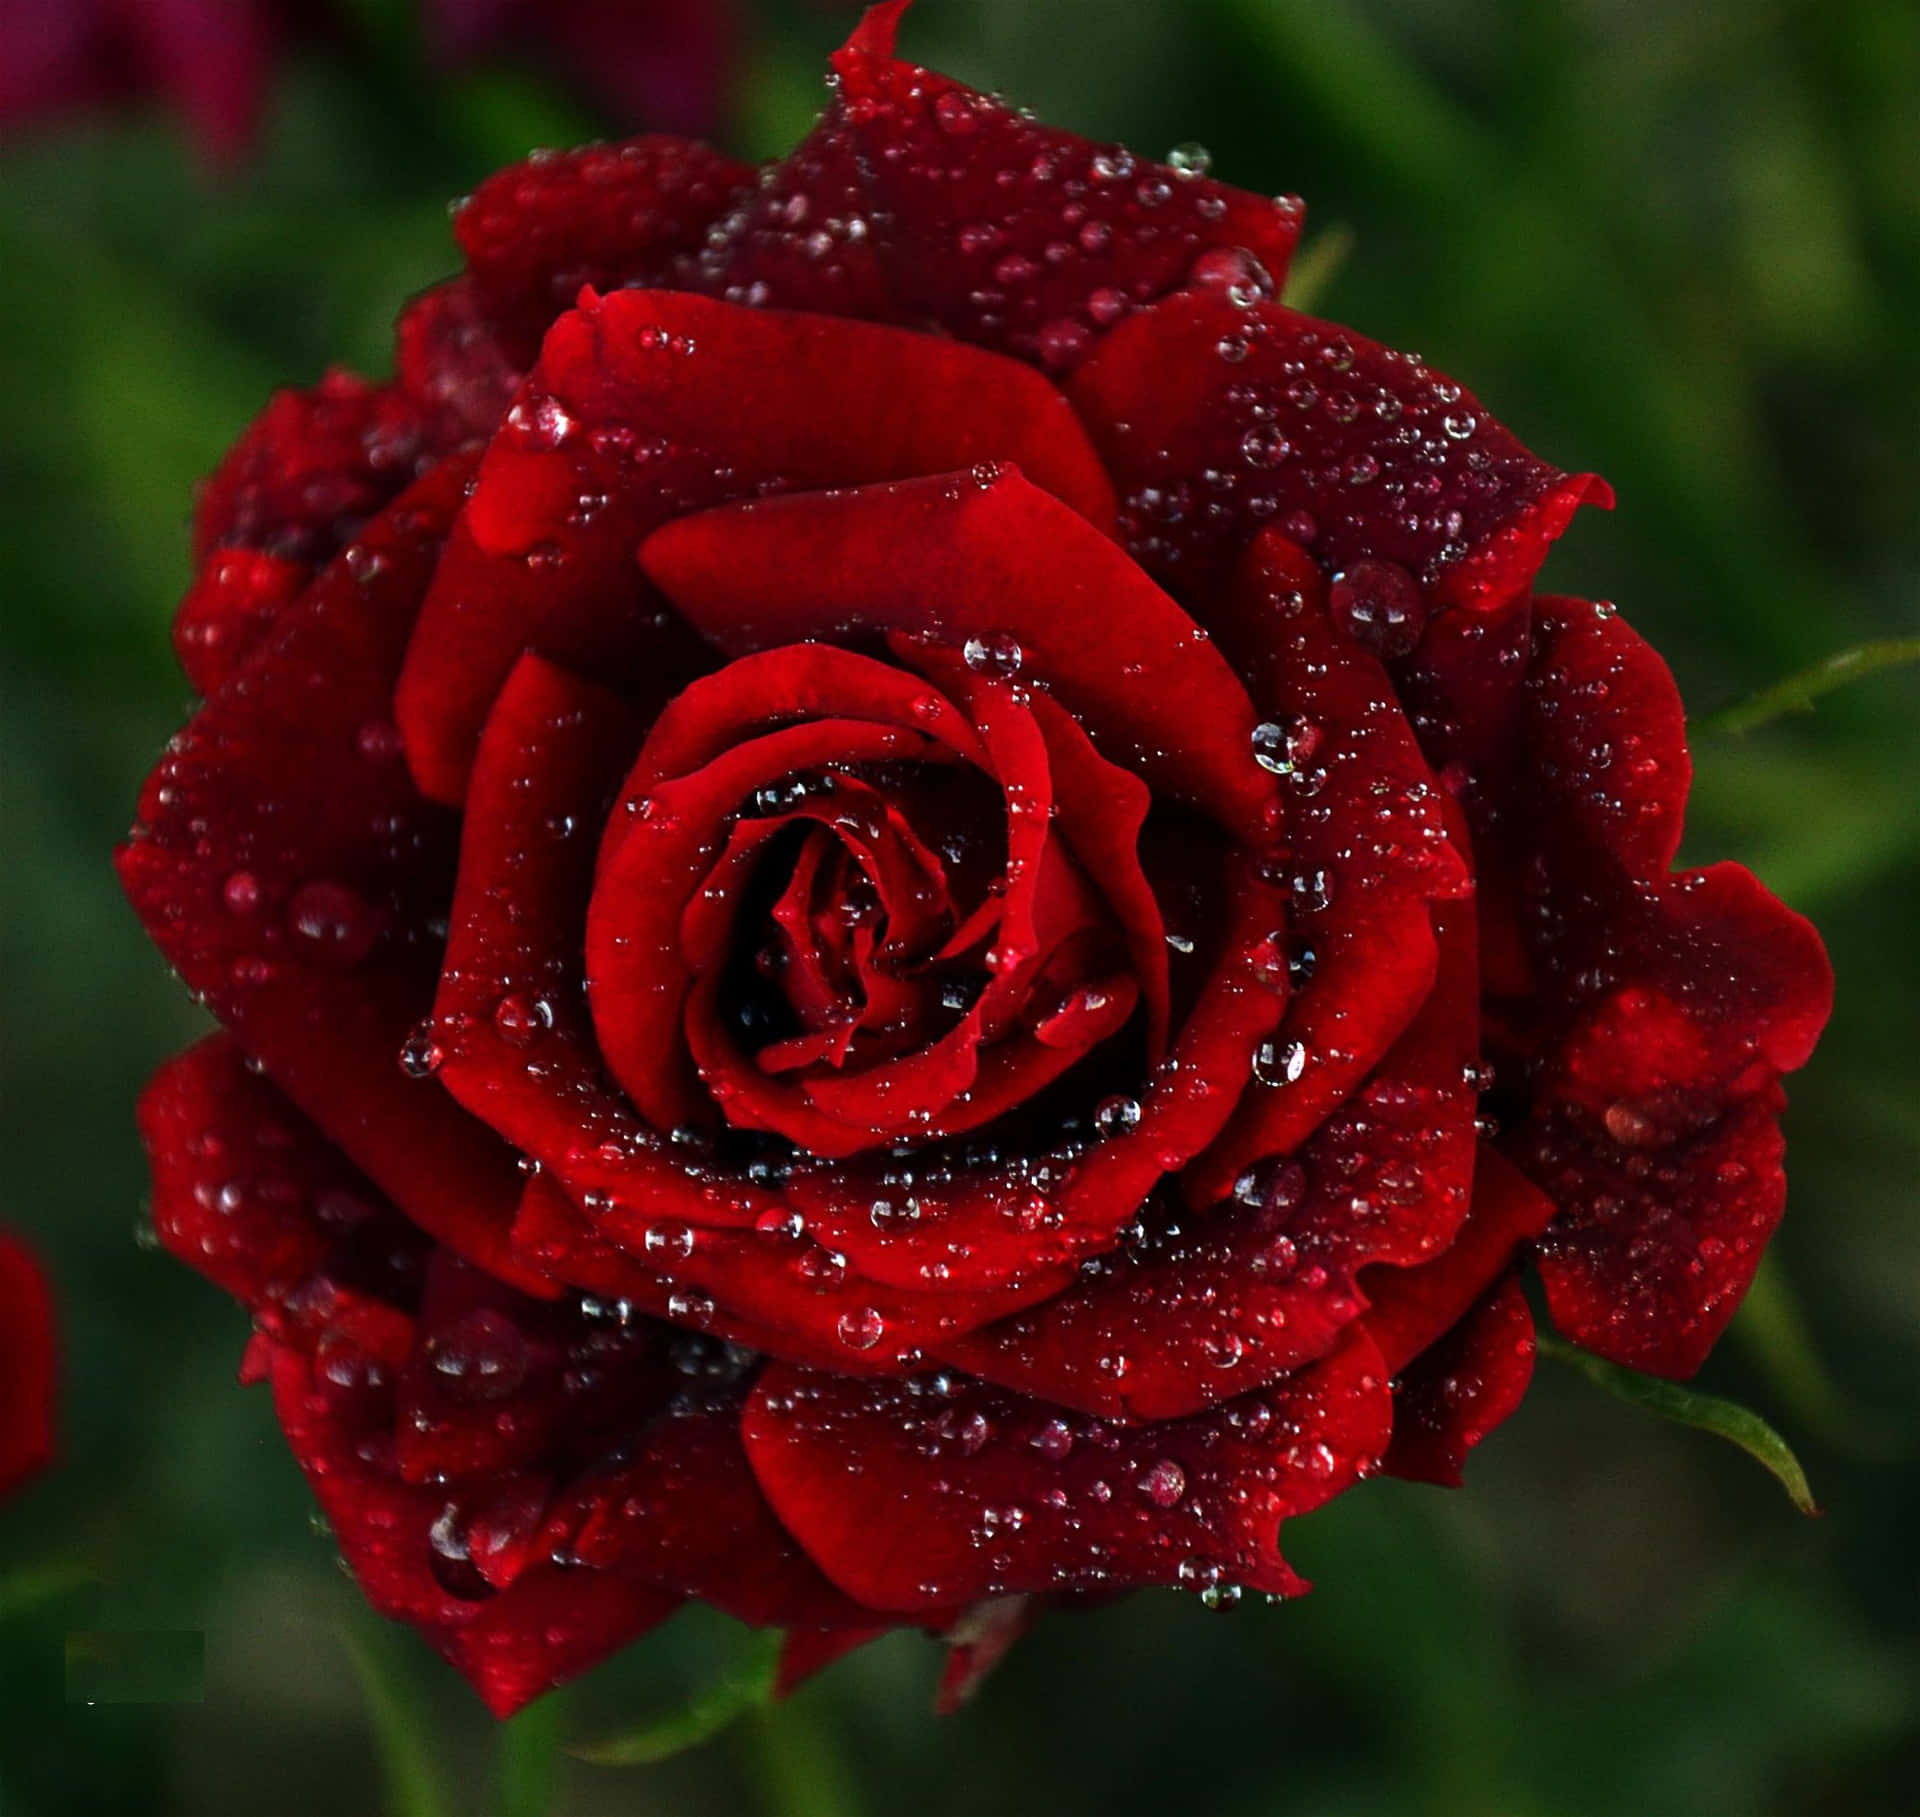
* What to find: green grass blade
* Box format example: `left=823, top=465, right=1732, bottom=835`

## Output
left=571, top=1630, right=782, bottom=1768
left=1538, top=1333, right=1818, bottom=1514
left=337, top=1618, right=454, bottom=1817
left=1697, top=638, right=1920, bottom=734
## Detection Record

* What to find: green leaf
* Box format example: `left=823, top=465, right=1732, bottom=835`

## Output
left=1732, top=1255, right=1899, bottom=1458
left=495, top=1688, right=566, bottom=1817
left=571, top=1630, right=782, bottom=1768
left=1280, top=223, right=1357, bottom=314
left=337, top=1617, right=454, bottom=1817
left=1695, top=638, right=1920, bottom=734
left=1537, top=1333, right=1819, bottom=1514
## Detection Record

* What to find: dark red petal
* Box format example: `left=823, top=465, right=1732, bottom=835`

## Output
left=515, top=1172, right=1074, bottom=1367
left=267, top=1341, right=677, bottom=1719
left=543, top=1398, right=874, bottom=1630
left=947, top=886, right=1480, bottom=1422
left=1360, top=1145, right=1556, bottom=1374
left=640, top=466, right=1274, bottom=841
left=671, top=108, right=905, bottom=321
left=1383, top=1272, right=1534, bottom=1488
left=742, top=1335, right=1391, bottom=1613
left=117, top=455, right=543, bottom=1293
left=192, top=368, right=434, bottom=571
left=431, top=654, right=769, bottom=1241
left=396, top=290, right=1115, bottom=805
left=138, top=1034, right=367, bottom=1314
left=1526, top=1090, right=1791, bottom=1378
left=0, top=1229, right=54, bottom=1498
left=172, top=547, right=307, bottom=696
left=451, top=136, right=752, bottom=363
left=829, top=7, right=1303, bottom=371
left=1191, top=532, right=1471, bottom=1202
left=395, top=276, right=524, bottom=448
left=1069, top=291, right=1610, bottom=609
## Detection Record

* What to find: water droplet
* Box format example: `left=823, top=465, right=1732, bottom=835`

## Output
left=398, top=1021, right=444, bottom=1079
left=1329, top=560, right=1428, bottom=658
left=1188, top=245, right=1273, bottom=304
left=286, top=880, right=378, bottom=968
left=1138, top=1459, right=1187, bottom=1507
left=1166, top=142, right=1213, bottom=176
left=963, top=633, right=1024, bottom=678
left=1093, top=1095, right=1142, bottom=1139
left=492, top=993, right=553, bottom=1047
left=222, top=871, right=261, bottom=915
left=426, top=1308, right=529, bottom=1404
left=1252, top=1038, right=1308, bottom=1087
left=837, top=1307, right=885, bottom=1351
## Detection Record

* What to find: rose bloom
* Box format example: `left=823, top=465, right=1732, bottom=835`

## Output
left=0, top=1232, right=55, bottom=1500
left=121, top=2, right=1832, bottom=1716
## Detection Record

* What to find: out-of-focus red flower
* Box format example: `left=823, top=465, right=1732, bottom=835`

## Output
left=0, top=0, right=275, bottom=165
left=0, top=0, right=742, bottom=162
left=428, top=0, right=740, bottom=138
left=122, top=0, right=1832, bottom=1718
left=0, top=1232, right=56, bottom=1499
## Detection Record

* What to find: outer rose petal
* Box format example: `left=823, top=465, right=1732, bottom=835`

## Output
left=1069, top=290, right=1610, bottom=611
left=1190, top=531, right=1470, bottom=1202
left=1383, top=1272, right=1534, bottom=1488
left=396, top=277, right=524, bottom=449
left=640, top=465, right=1274, bottom=841
left=451, top=136, right=752, bottom=362
left=172, top=547, right=308, bottom=697
left=742, top=1335, right=1391, bottom=1614
left=0, top=1230, right=55, bottom=1498
left=266, top=1341, right=679, bottom=1719
left=829, top=3, right=1304, bottom=371
left=396, top=290, right=1117, bottom=806
left=118, top=455, right=545, bottom=1293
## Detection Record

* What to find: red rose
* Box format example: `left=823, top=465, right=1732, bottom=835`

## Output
left=0, top=1231, right=55, bottom=1499
left=122, top=2, right=1832, bottom=1716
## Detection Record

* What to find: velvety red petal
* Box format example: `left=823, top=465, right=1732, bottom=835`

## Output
left=267, top=1341, right=678, bottom=1718
left=117, top=455, right=544, bottom=1293
left=1190, top=532, right=1471, bottom=1202
left=829, top=6, right=1304, bottom=372
left=1069, top=290, right=1610, bottom=609
left=192, top=368, right=435, bottom=571
left=640, top=466, right=1274, bottom=841
left=396, top=276, right=524, bottom=448
left=395, top=289, right=1115, bottom=806
left=1526, top=1090, right=1791, bottom=1378
left=1359, top=1145, right=1556, bottom=1374
left=742, top=1334, right=1391, bottom=1613
left=172, top=547, right=308, bottom=696
left=0, top=1229, right=54, bottom=1498
left=670, top=107, right=905, bottom=321
left=1383, top=1272, right=1534, bottom=1488
left=451, top=136, right=752, bottom=363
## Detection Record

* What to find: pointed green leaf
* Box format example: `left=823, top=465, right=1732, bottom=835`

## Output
left=572, top=1630, right=782, bottom=1768
left=1538, top=1333, right=1818, bottom=1514
left=1696, top=638, right=1920, bottom=734
left=495, top=1687, right=566, bottom=1817
left=337, top=1617, right=455, bottom=1817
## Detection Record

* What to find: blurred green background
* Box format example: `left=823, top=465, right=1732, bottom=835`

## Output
left=3, top=1, right=1918, bottom=1812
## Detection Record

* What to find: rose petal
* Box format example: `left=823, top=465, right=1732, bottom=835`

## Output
left=173, top=547, right=308, bottom=696
left=396, top=276, right=524, bottom=448
left=829, top=3, right=1303, bottom=371
left=1069, top=290, right=1610, bottom=609
left=640, top=466, right=1274, bottom=841
left=1382, top=1272, right=1534, bottom=1488
left=741, top=1334, right=1391, bottom=1613
left=0, top=1230, right=54, bottom=1498
left=1189, top=532, right=1470, bottom=1202
left=396, top=290, right=1116, bottom=805
left=452, top=135, right=752, bottom=362
left=118, top=455, right=543, bottom=1292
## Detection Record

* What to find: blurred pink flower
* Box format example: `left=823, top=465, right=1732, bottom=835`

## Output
left=0, top=0, right=744, bottom=163
left=0, top=0, right=275, bottom=164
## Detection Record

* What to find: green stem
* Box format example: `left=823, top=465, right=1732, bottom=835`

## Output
left=1538, top=1333, right=1818, bottom=1514
left=495, top=1687, right=566, bottom=1817
left=1696, top=638, right=1920, bottom=734
left=571, top=1629, right=782, bottom=1767
left=338, top=1617, right=455, bottom=1817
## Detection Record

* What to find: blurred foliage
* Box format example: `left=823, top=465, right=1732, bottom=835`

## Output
left=2, top=0, right=1917, bottom=1813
